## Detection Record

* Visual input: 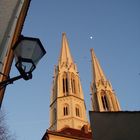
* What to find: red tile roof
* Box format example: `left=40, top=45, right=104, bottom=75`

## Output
left=43, top=127, right=92, bottom=140
left=58, top=127, right=92, bottom=139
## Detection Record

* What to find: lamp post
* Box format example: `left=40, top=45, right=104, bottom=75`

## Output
left=0, top=36, right=46, bottom=108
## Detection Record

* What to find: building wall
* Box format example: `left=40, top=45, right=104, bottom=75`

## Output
left=0, top=0, right=21, bottom=71
left=0, top=0, right=31, bottom=107
left=89, top=111, right=140, bottom=140
left=50, top=92, right=88, bottom=131
left=56, top=96, right=88, bottom=130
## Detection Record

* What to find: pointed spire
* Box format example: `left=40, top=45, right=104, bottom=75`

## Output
left=90, top=48, right=107, bottom=83
left=59, top=33, right=74, bottom=66
left=90, top=48, right=121, bottom=111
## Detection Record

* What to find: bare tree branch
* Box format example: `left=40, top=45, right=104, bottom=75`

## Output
left=0, top=110, right=16, bottom=140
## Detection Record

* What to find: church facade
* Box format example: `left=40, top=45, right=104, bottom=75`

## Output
left=49, top=33, right=88, bottom=131
left=42, top=33, right=120, bottom=140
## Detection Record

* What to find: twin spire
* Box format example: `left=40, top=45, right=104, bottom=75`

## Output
left=49, top=32, right=120, bottom=131
left=59, top=33, right=74, bottom=66
left=59, top=33, right=121, bottom=111
left=59, top=34, right=109, bottom=84
left=90, top=48, right=121, bottom=111
left=50, top=33, right=88, bottom=131
left=90, top=48, right=107, bottom=83
left=59, top=34, right=106, bottom=85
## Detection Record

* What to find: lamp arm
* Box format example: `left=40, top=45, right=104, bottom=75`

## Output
left=0, top=75, right=23, bottom=88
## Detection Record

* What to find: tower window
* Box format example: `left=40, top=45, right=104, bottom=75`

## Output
left=71, top=79, right=76, bottom=93
left=62, top=73, right=68, bottom=94
left=63, top=104, right=69, bottom=116
left=63, top=78, right=65, bottom=93
left=75, top=105, right=81, bottom=117
left=66, top=78, right=68, bottom=92
left=101, top=95, right=109, bottom=111
left=71, top=74, right=76, bottom=94
left=76, top=107, right=80, bottom=116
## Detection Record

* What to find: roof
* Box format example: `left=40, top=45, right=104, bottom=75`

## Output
left=42, top=127, right=92, bottom=140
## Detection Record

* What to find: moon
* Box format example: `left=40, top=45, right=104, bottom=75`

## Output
left=90, top=36, right=93, bottom=39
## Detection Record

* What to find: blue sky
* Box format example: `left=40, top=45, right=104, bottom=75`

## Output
left=2, top=0, right=140, bottom=139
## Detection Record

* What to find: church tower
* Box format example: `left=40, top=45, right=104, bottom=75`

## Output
left=49, top=33, right=88, bottom=131
left=90, top=48, right=121, bottom=111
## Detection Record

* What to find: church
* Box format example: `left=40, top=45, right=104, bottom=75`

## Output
left=42, top=33, right=121, bottom=140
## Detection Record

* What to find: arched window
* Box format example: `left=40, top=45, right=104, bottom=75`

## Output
left=71, top=74, right=76, bottom=94
left=63, top=104, right=69, bottom=116
left=62, top=73, right=68, bottom=94
left=75, top=105, right=81, bottom=117
left=101, top=93, right=109, bottom=111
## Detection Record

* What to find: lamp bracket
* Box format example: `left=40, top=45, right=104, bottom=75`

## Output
left=0, top=73, right=32, bottom=89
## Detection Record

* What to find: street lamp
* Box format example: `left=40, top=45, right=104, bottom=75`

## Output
left=13, top=36, right=46, bottom=80
left=0, top=36, right=46, bottom=107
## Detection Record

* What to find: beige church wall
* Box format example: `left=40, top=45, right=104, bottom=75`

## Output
left=57, top=119, right=73, bottom=130
left=57, top=117, right=88, bottom=130
left=57, top=96, right=87, bottom=120
left=56, top=96, right=88, bottom=130
left=49, top=101, right=57, bottom=130
left=57, top=73, right=63, bottom=97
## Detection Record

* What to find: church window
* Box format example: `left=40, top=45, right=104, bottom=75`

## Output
left=78, top=81, right=80, bottom=93
left=62, top=73, right=68, bottom=94
left=63, top=104, right=69, bottom=116
left=101, top=96, right=105, bottom=109
left=63, top=78, right=65, bottom=93
left=66, top=78, right=68, bottom=92
left=71, top=79, right=76, bottom=93
left=71, top=74, right=76, bottom=94
left=75, top=105, right=81, bottom=117
left=76, top=107, right=80, bottom=116
left=101, top=94, right=109, bottom=111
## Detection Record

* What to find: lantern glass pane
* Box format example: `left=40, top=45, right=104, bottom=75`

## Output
left=13, top=37, right=46, bottom=76
left=14, top=39, right=46, bottom=66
